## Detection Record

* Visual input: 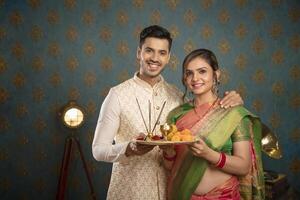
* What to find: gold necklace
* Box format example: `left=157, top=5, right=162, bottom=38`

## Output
left=193, top=97, right=219, bottom=120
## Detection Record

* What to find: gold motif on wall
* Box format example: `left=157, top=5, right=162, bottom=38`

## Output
left=82, top=10, right=94, bottom=25
left=48, top=42, right=61, bottom=57
left=201, top=25, right=213, bottom=40
left=252, top=69, right=265, bottom=84
left=289, top=34, right=300, bottom=50
left=235, top=54, right=247, bottom=70
left=201, top=0, right=213, bottom=10
left=30, top=25, right=43, bottom=41
left=0, top=178, right=11, bottom=191
left=34, top=116, right=46, bottom=133
left=99, top=26, right=112, bottom=42
left=252, top=99, right=263, bottom=113
left=16, top=104, right=28, bottom=118
left=218, top=39, right=230, bottom=54
left=64, top=0, right=76, bottom=10
left=86, top=100, right=97, bottom=115
left=47, top=10, right=60, bottom=25
left=271, top=50, right=284, bottom=64
left=66, top=56, right=78, bottom=71
left=166, top=0, right=179, bottom=10
left=271, top=0, right=281, bottom=6
left=0, top=148, right=8, bottom=161
left=17, top=163, right=29, bottom=176
left=169, top=25, right=179, bottom=39
left=32, top=87, right=44, bottom=102
left=99, top=0, right=111, bottom=10
left=237, top=83, right=246, bottom=98
left=32, top=56, right=44, bottom=71
left=218, top=9, right=230, bottom=24
left=184, top=9, right=196, bottom=26
left=66, top=26, right=78, bottom=42
left=11, top=42, right=25, bottom=60
left=9, top=11, right=23, bottom=26
left=169, top=54, right=179, bottom=71
left=290, top=128, right=300, bottom=143
left=13, top=72, right=26, bottom=88
left=235, top=24, right=247, bottom=39
left=51, top=133, right=62, bottom=146
left=252, top=9, right=265, bottom=23
left=150, top=10, right=161, bottom=25
left=133, top=25, right=142, bottom=39
left=184, top=39, right=195, bottom=54
left=117, top=10, right=129, bottom=25
left=269, top=113, right=280, bottom=128
left=36, top=146, right=47, bottom=161
left=117, top=41, right=129, bottom=55
left=84, top=41, right=96, bottom=56
left=289, top=94, right=300, bottom=108
left=35, top=178, right=46, bottom=192
left=235, top=0, right=247, bottom=7
left=272, top=81, right=284, bottom=96
left=0, top=27, right=6, bottom=40
left=118, top=70, right=129, bottom=82
left=0, top=56, right=7, bottom=73
left=289, top=65, right=300, bottom=80
left=289, top=158, right=300, bottom=173
left=0, top=87, right=9, bottom=104
left=270, top=23, right=282, bottom=39
left=0, top=116, right=9, bottom=131
left=100, top=56, right=112, bottom=71
left=49, top=72, right=62, bottom=87
left=220, top=68, right=230, bottom=85
left=84, top=71, right=97, bottom=87
left=288, top=8, right=300, bottom=22
left=68, top=87, right=80, bottom=100
left=100, top=87, right=110, bottom=97
left=252, top=37, right=264, bottom=54
left=18, top=135, right=29, bottom=145
left=132, top=0, right=144, bottom=9
left=27, top=0, right=41, bottom=9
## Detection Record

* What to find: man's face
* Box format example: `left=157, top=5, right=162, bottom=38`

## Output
left=137, top=37, right=170, bottom=79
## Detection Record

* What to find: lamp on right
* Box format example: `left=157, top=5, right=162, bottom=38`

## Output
left=261, top=123, right=282, bottom=159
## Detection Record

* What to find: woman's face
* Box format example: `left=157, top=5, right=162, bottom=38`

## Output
left=184, top=57, right=216, bottom=96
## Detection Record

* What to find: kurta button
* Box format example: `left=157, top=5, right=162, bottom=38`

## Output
left=156, top=106, right=160, bottom=110
left=154, top=92, right=158, bottom=96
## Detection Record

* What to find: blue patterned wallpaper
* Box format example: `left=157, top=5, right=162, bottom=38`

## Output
left=0, top=0, right=300, bottom=199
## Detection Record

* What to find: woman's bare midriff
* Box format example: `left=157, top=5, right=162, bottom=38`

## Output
left=193, top=165, right=233, bottom=195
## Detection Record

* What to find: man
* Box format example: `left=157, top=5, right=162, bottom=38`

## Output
left=92, top=25, right=243, bottom=200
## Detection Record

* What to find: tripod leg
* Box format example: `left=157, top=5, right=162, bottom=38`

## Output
left=56, top=137, right=73, bottom=200
left=73, top=138, right=96, bottom=200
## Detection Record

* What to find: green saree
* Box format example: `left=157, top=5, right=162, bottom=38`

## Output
left=167, top=104, right=265, bottom=200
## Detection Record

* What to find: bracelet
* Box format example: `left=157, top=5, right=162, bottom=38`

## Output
left=215, top=152, right=226, bottom=168
left=163, top=151, right=176, bottom=161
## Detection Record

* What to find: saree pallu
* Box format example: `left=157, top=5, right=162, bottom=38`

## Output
left=167, top=104, right=265, bottom=200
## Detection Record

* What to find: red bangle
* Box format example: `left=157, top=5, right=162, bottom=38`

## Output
left=215, top=152, right=226, bottom=168
left=163, top=151, right=176, bottom=161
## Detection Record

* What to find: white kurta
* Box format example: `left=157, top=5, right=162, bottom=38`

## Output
left=92, top=73, right=182, bottom=200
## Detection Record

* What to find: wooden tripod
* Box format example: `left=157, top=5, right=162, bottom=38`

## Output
left=56, top=136, right=96, bottom=200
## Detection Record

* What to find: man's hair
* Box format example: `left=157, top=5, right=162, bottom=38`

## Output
left=139, top=25, right=172, bottom=51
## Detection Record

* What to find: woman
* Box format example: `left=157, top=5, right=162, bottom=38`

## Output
left=163, top=49, right=265, bottom=200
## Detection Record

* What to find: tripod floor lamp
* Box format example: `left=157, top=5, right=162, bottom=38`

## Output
left=56, top=101, right=96, bottom=200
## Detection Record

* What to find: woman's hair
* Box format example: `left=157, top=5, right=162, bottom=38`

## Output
left=182, top=48, right=220, bottom=101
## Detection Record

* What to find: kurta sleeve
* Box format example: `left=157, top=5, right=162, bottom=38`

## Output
left=92, top=89, right=129, bottom=163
